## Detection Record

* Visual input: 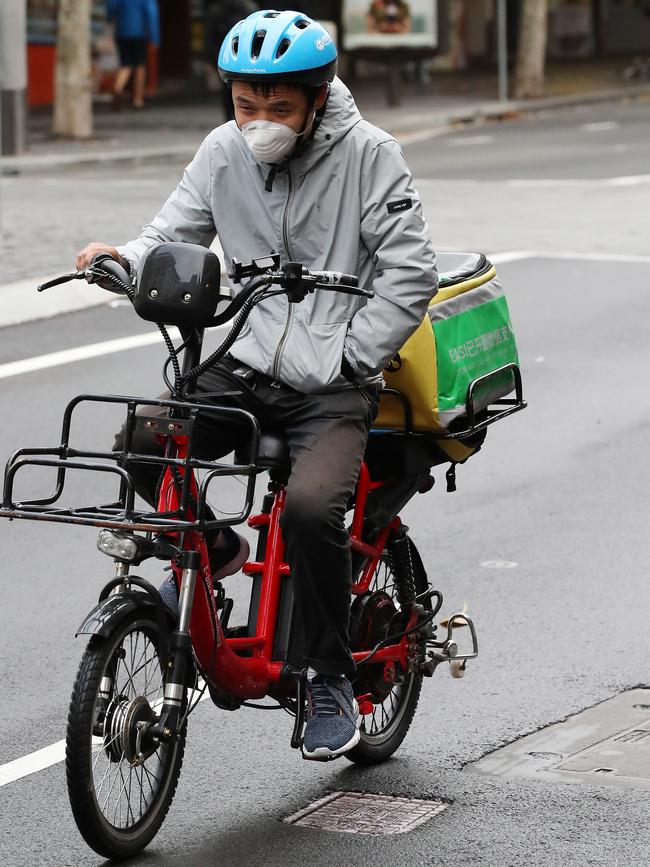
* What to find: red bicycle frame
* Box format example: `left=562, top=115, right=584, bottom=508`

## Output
left=160, top=435, right=414, bottom=702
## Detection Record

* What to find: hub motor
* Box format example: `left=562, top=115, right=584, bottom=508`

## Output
left=350, top=591, right=404, bottom=701
left=104, top=695, right=157, bottom=765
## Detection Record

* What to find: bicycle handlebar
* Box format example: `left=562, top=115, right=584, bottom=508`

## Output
left=310, top=270, right=359, bottom=289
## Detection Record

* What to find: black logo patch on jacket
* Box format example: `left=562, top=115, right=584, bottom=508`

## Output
left=387, top=198, right=412, bottom=214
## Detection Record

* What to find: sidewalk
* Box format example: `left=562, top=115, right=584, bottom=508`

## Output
left=3, top=59, right=650, bottom=173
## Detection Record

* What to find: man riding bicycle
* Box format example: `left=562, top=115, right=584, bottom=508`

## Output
left=76, top=9, right=437, bottom=761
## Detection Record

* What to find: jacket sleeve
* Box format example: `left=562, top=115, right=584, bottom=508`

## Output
left=344, top=138, right=438, bottom=380
left=117, top=134, right=216, bottom=275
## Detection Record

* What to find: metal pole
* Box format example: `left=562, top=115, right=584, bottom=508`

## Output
left=0, top=0, right=28, bottom=155
left=497, top=0, right=508, bottom=102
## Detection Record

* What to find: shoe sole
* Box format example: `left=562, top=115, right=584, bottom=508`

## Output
left=301, top=727, right=361, bottom=761
left=213, top=536, right=250, bottom=580
left=301, top=700, right=361, bottom=762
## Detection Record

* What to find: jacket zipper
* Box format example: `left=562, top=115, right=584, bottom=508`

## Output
left=272, top=166, right=295, bottom=380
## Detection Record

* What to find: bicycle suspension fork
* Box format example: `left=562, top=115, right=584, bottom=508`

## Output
left=154, top=549, right=200, bottom=739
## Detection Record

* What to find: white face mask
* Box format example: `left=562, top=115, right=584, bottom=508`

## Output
left=240, top=120, right=300, bottom=164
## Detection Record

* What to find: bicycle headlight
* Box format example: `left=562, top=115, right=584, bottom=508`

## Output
left=97, top=529, right=140, bottom=561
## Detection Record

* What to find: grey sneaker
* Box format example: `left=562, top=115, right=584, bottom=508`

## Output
left=158, top=528, right=249, bottom=616
left=302, top=674, right=361, bottom=761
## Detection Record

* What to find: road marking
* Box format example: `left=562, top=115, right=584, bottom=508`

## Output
left=527, top=251, right=650, bottom=264
left=417, top=175, right=650, bottom=188
left=581, top=121, right=620, bottom=132
left=447, top=135, right=494, bottom=147
left=0, top=686, right=210, bottom=788
left=489, top=251, right=650, bottom=265
left=397, top=125, right=455, bottom=146
left=0, top=331, right=174, bottom=381
left=481, top=560, right=518, bottom=569
left=39, top=178, right=162, bottom=188
left=608, top=174, right=650, bottom=186
left=1, top=250, right=648, bottom=383
left=0, top=740, right=66, bottom=787
left=506, top=174, right=650, bottom=187
left=489, top=251, right=533, bottom=264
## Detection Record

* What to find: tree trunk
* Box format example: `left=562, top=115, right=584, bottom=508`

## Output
left=53, top=0, right=93, bottom=138
left=514, top=0, right=549, bottom=99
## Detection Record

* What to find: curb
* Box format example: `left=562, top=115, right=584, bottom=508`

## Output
left=0, top=237, right=227, bottom=332
left=2, top=83, right=649, bottom=173
left=377, top=82, right=650, bottom=138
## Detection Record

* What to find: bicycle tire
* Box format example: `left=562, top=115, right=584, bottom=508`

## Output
left=346, top=536, right=430, bottom=766
left=66, top=614, right=186, bottom=860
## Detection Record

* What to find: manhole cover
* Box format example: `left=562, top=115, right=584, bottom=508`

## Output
left=283, top=791, right=449, bottom=835
left=467, top=688, right=650, bottom=791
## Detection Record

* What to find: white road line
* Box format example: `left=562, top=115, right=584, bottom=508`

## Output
left=0, top=331, right=171, bottom=381
left=0, top=686, right=210, bottom=788
left=525, top=251, right=650, bottom=264
left=0, top=324, right=228, bottom=381
left=39, top=178, right=162, bottom=188
left=1, top=250, right=648, bottom=384
left=397, top=125, right=455, bottom=146
left=0, top=740, right=66, bottom=787
left=489, top=251, right=533, bottom=264
left=506, top=174, right=650, bottom=187
left=416, top=175, right=650, bottom=188
left=447, top=135, right=494, bottom=147
left=581, top=121, right=620, bottom=132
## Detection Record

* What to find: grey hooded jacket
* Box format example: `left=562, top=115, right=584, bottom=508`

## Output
left=118, top=78, right=438, bottom=393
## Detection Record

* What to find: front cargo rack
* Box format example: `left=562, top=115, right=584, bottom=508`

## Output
left=0, top=393, right=260, bottom=533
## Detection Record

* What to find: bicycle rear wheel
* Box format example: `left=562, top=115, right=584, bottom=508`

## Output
left=347, top=536, right=430, bottom=766
left=66, top=613, right=186, bottom=860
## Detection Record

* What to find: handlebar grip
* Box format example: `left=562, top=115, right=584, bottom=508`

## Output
left=86, top=254, right=135, bottom=296
left=311, top=271, right=359, bottom=289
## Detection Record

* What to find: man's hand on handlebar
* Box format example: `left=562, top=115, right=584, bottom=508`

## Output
left=76, top=242, right=125, bottom=272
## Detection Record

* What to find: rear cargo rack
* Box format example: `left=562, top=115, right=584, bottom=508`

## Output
left=382, top=363, right=526, bottom=437
left=0, top=393, right=260, bottom=532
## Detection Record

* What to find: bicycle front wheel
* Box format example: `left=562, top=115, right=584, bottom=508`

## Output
left=66, top=613, right=186, bottom=860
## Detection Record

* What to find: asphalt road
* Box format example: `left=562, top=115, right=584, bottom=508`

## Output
left=1, top=101, right=650, bottom=866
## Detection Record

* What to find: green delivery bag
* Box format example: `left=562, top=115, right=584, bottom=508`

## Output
left=376, top=252, right=520, bottom=462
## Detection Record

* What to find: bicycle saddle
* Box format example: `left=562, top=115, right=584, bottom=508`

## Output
left=237, top=430, right=291, bottom=475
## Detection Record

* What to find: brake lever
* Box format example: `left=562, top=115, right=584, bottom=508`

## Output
left=37, top=272, right=86, bottom=292
left=315, top=283, right=375, bottom=299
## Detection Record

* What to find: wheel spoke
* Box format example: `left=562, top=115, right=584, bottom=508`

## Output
left=79, top=622, right=175, bottom=833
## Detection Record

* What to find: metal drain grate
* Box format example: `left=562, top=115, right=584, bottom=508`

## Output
left=283, top=791, right=449, bottom=835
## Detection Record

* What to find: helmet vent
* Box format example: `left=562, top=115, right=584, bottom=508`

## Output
left=276, top=38, right=291, bottom=59
left=295, top=19, right=310, bottom=29
left=231, top=36, right=239, bottom=56
left=251, top=29, right=267, bottom=59
left=264, top=11, right=280, bottom=17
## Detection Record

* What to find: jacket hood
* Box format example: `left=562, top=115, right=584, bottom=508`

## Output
left=294, top=77, right=362, bottom=175
left=318, top=77, right=363, bottom=144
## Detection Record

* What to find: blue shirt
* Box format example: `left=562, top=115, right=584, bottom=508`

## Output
left=107, top=0, right=160, bottom=44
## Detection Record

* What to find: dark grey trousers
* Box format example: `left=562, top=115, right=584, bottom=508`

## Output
left=114, top=356, right=379, bottom=676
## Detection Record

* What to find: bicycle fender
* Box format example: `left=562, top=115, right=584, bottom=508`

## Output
left=76, top=592, right=155, bottom=639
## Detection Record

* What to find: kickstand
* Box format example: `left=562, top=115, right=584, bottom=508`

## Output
left=290, top=670, right=308, bottom=749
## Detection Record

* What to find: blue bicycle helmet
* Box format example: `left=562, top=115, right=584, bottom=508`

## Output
left=218, top=10, right=337, bottom=87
